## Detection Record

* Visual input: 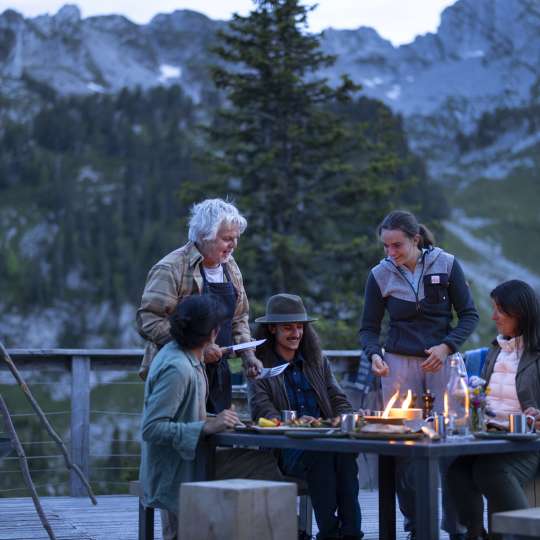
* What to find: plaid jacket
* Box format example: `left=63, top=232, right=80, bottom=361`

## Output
left=136, top=241, right=252, bottom=379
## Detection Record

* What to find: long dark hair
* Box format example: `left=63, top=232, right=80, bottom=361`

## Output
left=490, top=280, right=540, bottom=352
left=377, top=210, right=435, bottom=249
left=169, top=295, right=227, bottom=350
left=254, top=322, right=324, bottom=367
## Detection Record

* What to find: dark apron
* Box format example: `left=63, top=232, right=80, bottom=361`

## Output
left=201, top=264, right=237, bottom=414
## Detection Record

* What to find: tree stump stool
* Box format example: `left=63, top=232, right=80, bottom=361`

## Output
left=178, top=478, right=297, bottom=540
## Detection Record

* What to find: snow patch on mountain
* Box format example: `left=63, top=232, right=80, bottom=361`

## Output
left=159, top=64, right=181, bottom=82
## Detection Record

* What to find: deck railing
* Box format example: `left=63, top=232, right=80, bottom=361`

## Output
left=1, top=348, right=362, bottom=497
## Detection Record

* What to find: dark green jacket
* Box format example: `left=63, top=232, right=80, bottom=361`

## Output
left=250, top=349, right=353, bottom=420
left=482, top=344, right=540, bottom=411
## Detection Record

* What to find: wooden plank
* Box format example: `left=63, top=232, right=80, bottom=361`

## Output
left=0, top=492, right=460, bottom=540
left=70, top=356, right=90, bottom=497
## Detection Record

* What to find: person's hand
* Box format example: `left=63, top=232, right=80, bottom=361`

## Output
left=371, top=354, right=390, bottom=377
left=203, top=343, right=223, bottom=364
left=202, top=409, right=240, bottom=435
left=422, top=343, right=451, bottom=373
left=299, top=415, right=317, bottom=424
left=242, top=351, right=263, bottom=378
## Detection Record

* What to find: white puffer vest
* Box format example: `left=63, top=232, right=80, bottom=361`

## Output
left=486, top=335, right=523, bottom=422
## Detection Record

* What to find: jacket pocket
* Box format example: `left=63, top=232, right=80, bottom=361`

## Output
left=423, top=273, right=449, bottom=304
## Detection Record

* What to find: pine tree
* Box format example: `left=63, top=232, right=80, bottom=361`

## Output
left=185, top=0, right=404, bottom=334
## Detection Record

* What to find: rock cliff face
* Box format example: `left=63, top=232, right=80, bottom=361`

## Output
left=0, top=5, right=226, bottom=102
left=2, top=1, right=538, bottom=122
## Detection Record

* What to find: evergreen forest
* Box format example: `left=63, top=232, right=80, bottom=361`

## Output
left=0, top=0, right=447, bottom=348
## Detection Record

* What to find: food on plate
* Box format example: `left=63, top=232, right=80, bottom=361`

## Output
left=288, top=417, right=333, bottom=428
left=258, top=417, right=281, bottom=427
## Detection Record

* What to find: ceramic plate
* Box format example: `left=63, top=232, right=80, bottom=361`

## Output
left=284, top=429, right=346, bottom=439
left=349, top=431, right=424, bottom=440
left=473, top=431, right=538, bottom=442
left=235, top=425, right=339, bottom=434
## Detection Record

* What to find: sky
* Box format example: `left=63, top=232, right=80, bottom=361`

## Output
left=5, top=0, right=457, bottom=46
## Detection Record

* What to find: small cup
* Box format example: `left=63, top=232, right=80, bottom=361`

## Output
left=427, top=413, right=446, bottom=439
left=508, top=413, right=535, bottom=434
left=281, top=410, right=297, bottom=423
left=341, top=413, right=359, bottom=433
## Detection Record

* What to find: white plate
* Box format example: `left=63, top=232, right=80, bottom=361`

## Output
left=473, top=431, right=538, bottom=442
left=236, top=425, right=337, bottom=434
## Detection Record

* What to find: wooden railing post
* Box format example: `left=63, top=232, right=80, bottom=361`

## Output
left=70, top=355, right=90, bottom=497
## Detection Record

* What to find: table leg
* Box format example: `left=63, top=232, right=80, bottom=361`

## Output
left=195, top=438, right=217, bottom=480
left=378, top=455, right=396, bottom=540
left=414, top=457, right=439, bottom=540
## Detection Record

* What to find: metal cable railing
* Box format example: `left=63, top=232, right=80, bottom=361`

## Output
left=0, top=348, right=361, bottom=497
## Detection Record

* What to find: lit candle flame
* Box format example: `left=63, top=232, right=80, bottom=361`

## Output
left=382, top=389, right=400, bottom=418
left=464, top=386, right=470, bottom=418
left=444, top=391, right=449, bottom=417
left=401, top=389, right=412, bottom=410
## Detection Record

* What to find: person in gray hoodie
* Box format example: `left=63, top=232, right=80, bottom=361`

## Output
left=359, top=210, right=479, bottom=540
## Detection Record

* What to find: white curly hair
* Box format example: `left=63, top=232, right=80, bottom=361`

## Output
left=188, top=198, right=247, bottom=243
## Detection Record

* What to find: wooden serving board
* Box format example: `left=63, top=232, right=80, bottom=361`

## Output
left=363, top=416, right=404, bottom=425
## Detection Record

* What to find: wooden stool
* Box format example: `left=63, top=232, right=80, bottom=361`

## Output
left=179, top=479, right=297, bottom=540
left=130, top=478, right=312, bottom=540
left=492, top=507, right=540, bottom=539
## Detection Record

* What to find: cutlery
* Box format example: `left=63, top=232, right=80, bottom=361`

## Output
left=221, top=339, right=266, bottom=354
left=256, top=363, right=289, bottom=379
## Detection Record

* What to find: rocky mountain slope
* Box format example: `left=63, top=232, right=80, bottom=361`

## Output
left=2, top=0, right=538, bottom=125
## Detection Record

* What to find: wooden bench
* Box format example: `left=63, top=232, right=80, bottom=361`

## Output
left=130, top=479, right=313, bottom=540
left=492, top=507, right=540, bottom=539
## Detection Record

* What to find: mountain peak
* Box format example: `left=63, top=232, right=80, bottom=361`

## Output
left=55, top=4, right=81, bottom=24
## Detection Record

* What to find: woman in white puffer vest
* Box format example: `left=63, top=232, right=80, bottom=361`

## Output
left=447, top=279, right=540, bottom=540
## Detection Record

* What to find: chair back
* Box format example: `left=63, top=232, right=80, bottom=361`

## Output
left=464, top=347, right=489, bottom=378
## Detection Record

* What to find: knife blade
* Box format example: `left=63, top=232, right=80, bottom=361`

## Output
left=222, top=339, right=266, bottom=354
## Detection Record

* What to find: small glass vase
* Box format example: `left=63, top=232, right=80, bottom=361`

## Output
left=470, top=406, right=486, bottom=432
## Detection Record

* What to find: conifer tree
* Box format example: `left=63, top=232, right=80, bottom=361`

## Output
left=188, top=0, right=402, bottom=328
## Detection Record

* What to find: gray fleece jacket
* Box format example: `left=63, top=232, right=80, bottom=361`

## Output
left=359, top=247, right=479, bottom=359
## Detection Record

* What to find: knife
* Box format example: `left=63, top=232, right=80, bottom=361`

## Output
left=221, top=339, right=266, bottom=354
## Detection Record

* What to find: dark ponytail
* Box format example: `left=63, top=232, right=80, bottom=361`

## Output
left=378, top=210, right=435, bottom=248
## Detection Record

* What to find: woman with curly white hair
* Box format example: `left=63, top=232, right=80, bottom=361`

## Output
left=137, top=198, right=262, bottom=413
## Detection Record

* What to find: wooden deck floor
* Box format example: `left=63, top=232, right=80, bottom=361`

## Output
left=0, top=491, right=455, bottom=540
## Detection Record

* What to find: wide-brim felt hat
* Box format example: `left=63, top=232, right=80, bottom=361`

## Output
left=255, top=293, right=317, bottom=324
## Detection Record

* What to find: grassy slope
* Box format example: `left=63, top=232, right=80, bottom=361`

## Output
left=436, top=138, right=540, bottom=349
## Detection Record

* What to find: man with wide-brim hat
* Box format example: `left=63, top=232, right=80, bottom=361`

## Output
left=251, top=293, right=364, bottom=540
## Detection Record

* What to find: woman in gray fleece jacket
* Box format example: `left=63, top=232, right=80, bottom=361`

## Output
left=359, top=210, right=479, bottom=540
